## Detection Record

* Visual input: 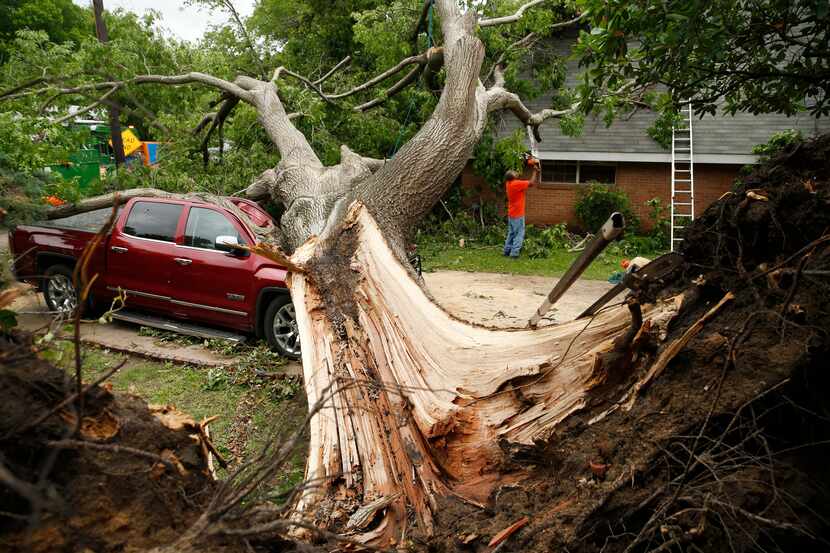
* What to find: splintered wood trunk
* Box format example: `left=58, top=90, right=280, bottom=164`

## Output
left=281, top=204, right=677, bottom=545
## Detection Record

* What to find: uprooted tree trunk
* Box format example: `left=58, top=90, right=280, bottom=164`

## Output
left=273, top=203, right=683, bottom=544
left=37, top=1, right=687, bottom=547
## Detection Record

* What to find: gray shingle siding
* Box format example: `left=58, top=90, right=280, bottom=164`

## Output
left=495, top=37, right=830, bottom=162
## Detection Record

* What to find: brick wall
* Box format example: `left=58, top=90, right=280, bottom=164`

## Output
left=461, top=161, right=743, bottom=231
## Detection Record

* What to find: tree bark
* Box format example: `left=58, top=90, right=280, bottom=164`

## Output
left=92, top=0, right=126, bottom=167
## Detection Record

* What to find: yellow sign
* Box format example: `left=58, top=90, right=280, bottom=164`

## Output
left=109, top=129, right=142, bottom=156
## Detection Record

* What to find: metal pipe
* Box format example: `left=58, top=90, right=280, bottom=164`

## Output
left=528, top=212, right=625, bottom=328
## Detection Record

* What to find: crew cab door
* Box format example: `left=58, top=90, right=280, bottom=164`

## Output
left=106, top=199, right=185, bottom=311
left=168, top=205, right=255, bottom=331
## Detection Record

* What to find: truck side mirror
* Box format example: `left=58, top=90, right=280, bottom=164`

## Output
left=216, top=235, right=247, bottom=256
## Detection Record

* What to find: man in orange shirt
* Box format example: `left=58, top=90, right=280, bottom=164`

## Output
left=503, top=158, right=540, bottom=258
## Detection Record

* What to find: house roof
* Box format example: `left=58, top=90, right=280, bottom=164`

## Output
left=495, top=37, right=830, bottom=164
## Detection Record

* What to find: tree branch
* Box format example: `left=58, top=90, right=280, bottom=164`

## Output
left=193, top=93, right=241, bottom=167
left=50, top=86, right=119, bottom=125
left=1, top=72, right=254, bottom=105
left=479, top=0, right=547, bottom=27
left=273, top=67, right=338, bottom=106
left=313, top=56, right=351, bottom=86
left=486, top=68, right=578, bottom=141
left=354, top=64, right=425, bottom=112
left=0, top=76, right=47, bottom=100
left=219, top=0, right=268, bottom=79
left=327, top=50, right=437, bottom=100
left=485, top=32, right=538, bottom=84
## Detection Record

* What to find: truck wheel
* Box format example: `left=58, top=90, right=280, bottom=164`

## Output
left=264, top=295, right=301, bottom=359
left=43, top=265, right=78, bottom=315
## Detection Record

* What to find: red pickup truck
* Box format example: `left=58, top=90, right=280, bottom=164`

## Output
left=8, top=196, right=300, bottom=358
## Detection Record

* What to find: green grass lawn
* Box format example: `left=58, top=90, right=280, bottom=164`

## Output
left=420, top=243, right=651, bottom=280
left=41, top=340, right=308, bottom=491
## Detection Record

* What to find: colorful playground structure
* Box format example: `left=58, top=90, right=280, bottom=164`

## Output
left=48, top=121, right=161, bottom=192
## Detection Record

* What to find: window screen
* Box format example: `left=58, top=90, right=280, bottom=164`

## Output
left=541, top=161, right=578, bottom=183
left=184, top=207, right=243, bottom=250
left=123, top=202, right=182, bottom=242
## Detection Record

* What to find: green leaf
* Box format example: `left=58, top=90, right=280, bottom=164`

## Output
left=0, top=309, right=18, bottom=332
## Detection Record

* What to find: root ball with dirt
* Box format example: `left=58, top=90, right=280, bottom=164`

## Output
left=0, top=331, right=241, bottom=553
left=424, top=135, right=830, bottom=553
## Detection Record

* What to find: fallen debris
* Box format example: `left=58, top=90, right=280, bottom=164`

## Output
left=487, top=516, right=529, bottom=548
left=0, top=331, right=222, bottom=553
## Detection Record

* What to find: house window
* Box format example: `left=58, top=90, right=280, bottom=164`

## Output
left=540, top=161, right=617, bottom=185
left=541, top=161, right=577, bottom=184
left=579, top=163, right=616, bottom=184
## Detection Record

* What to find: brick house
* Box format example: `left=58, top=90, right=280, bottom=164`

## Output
left=462, top=41, right=830, bottom=232
left=462, top=107, right=828, bottom=231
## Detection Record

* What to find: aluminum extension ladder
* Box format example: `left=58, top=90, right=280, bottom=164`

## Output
left=670, top=102, right=695, bottom=251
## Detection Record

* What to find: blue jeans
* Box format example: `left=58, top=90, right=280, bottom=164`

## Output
left=503, top=216, right=525, bottom=257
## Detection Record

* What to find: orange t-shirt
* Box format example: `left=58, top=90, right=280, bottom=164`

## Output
left=506, top=179, right=531, bottom=218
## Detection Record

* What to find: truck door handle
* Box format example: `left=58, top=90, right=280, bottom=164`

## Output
left=174, top=257, right=192, bottom=266
left=111, top=246, right=128, bottom=253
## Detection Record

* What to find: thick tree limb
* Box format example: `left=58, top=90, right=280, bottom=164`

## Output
left=193, top=93, right=241, bottom=167
left=486, top=79, right=577, bottom=141
left=45, top=188, right=178, bottom=219
left=1, top=72, right=253, bottom=104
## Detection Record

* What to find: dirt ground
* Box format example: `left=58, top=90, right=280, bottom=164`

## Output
left=424, top=270, right=616, bottom=327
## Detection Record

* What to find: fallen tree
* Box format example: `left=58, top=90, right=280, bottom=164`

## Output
left=4, top=1, right=830, bottom=551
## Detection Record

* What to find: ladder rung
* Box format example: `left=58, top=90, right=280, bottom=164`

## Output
left=674, top=179, right=692, bottom=182
left=674, top=190, right=693, bottom=194
left=673, top=202, right=693, bottom=206
left=675, top=169, right=691, bottom=172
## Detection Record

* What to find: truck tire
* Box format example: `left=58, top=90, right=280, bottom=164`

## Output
left=43, top=264, right=78, bottom=315
left=264, top=295, right=301, bottom=359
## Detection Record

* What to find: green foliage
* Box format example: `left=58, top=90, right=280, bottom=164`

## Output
left=0, top=309, right=17, bottom=332
left=135, top=326, right=299, bottom=402
left=0, top=154, right=50, bottom=225
left=522, top=223, right=572, bottom=259
left=575, top=0, right=830, bottom=119
left=0, top=0, right=91, bottom=63
left=644, top=197, right=670, bottom=251
left=574, top=182, right=639, bottom=234
left=472, top=128, right=526, bottom=193
left=752, top=129, right=804, bottom=160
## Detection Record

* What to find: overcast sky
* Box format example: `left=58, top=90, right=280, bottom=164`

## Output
left=72, top=0, right=257, bottom=42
